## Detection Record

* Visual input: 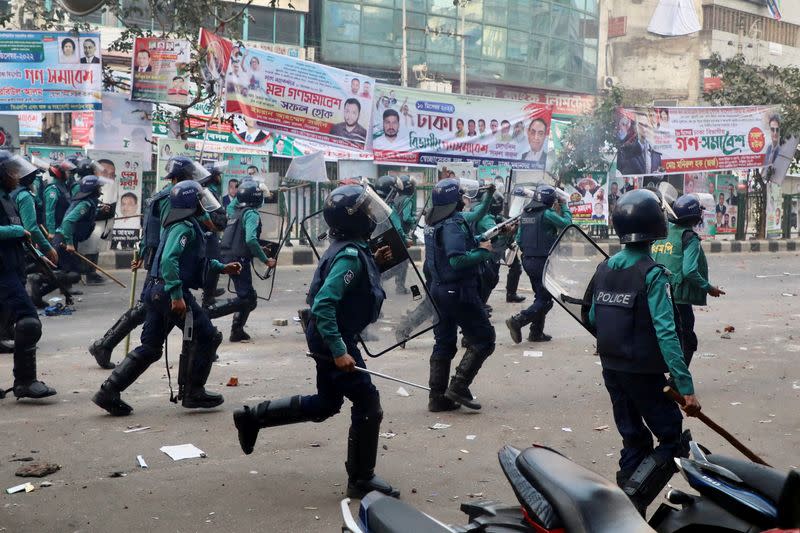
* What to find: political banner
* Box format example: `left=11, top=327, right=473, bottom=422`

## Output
left=371, top=84, right=553, bottom=170
left=615, top=105, right=779, bottom=176
left=0, top=31, right=102, bottom=111
left=767, top=181, right=783, bottom=239
left=94, top=93, right=153, bottom=169
left=225, top=46, right=374, bottom=150
left=131, top=37, right=192, bottom=105
left=0, top=115, right=20, bottom=151
left=711, top=174, right=740, bottom=235
left=71, top=111, right=94, bottom=147
left=24, top=144, right=84, bottom=163
left=199, top=28, right=234, bottom=90
left=17, top=112, right=42, bottom=137
left=87, top=150, right=144, bottom=250
left=563, top=171, right=608, bottom=226
left=478, top=164, right=512, bottom=194
left=436, top=162, right=476, bottom=182
left=156, top=138, right=195, bottom=181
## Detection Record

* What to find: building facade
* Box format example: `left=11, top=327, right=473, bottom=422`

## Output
left=317, top=0, right=599, bottom=96
left=599, top=0, right=800, bottom=105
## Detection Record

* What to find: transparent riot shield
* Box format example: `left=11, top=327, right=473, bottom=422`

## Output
left=301, top=210, right=439, bottom=357
left=542, top=224, right=608, bottom=334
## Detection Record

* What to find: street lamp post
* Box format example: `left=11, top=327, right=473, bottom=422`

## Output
left=401, top=0, right=408, bottom=87
left=458, top=1, right=467, bottom=94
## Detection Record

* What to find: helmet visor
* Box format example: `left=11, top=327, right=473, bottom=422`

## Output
left=1, top=155, right=38, bottom=181
left=351, top=186, right=392, bottom=225
left=199, top=187, right=222, bottom=212
left=508, top=186, right=535, bottom=218
left=459, top=178, right=480, bottom=199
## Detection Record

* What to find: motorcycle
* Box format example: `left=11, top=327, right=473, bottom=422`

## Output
left=341, top=441, right=800, bottom=533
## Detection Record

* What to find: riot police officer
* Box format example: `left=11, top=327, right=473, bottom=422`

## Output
left=233, top=184, right=399, bottom=500
left=200, top=164, right=227, bottom=307
left=88, top=156, right=211, bottom=369
left=92, top=181, right=239, bottom=416
left=588, top=189, right=700, bottom=515
left=474, top=192, right=517, bottom=307
left=207, top=180, right=276, bottom=341
left=0, top=152, right=57, bottom=400
left=506, top=184, right=572, bottom=344
left=651, top=194, right=725, bottom=367
left=425, top=178, right=496, bottom=412
left=43, top=158, right=77, bottom=236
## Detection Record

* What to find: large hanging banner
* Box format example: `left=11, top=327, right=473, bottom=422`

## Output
left=199, top=28, right=234, bottom=91
left=766, top=181, right=783, bottom=239
left=0, top=31, right=102, bottom=111
left=71, top=111, right=94, bottom=147
left=131, top=37, right=192, bottom=105
left=94, top=93, right=153, bottom=169
left=87, top=150, right=144, bottom=250
left=225, top=45, right=374, bottom=150
left=371, top=84, right=553, bottom=169
left=17, top=112, right=42, bottom=137
left=24, top=144, right=84, bottom=162
left=615, top=105, right=779, bottom=176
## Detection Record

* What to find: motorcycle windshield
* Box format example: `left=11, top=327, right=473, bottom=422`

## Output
left=542, top=225, right=608, bottom=334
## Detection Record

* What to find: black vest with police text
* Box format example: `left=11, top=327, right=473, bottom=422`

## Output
left=152, top=219, right=208, bottom=290
left=519, top=202, right=556, bottom=258
left=425, top=212, right=479, bottom=286
left=220, top=206, right=261, bottom=261
left=592, top=256, right=668, bottom=374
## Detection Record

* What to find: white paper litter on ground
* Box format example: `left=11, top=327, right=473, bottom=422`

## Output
left=466, top=435, right=476, bottom=440
left=159, top=444, right=206, bottom=461
left=396, top=387, right=410, bottom=397
left=6, top=482, right=35, bottom=494
left=561, top=427, right=573, bottom=432
left=430, top=423, right=451, bottom=430
left=137, top=455, right=148, bottom=468
left=523, top=351, right=543, bottom=358
left=124, top=426, right=151, bottom=433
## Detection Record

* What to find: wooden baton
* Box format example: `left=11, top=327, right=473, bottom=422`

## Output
left=664, top=386, right=771, bottom=467
left=71, top=249, right=127, bottom=289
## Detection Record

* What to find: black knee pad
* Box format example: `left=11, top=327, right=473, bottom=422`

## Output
left=354, top=392, right=383, bottom=425
left=311, top=403, right=343, bottom=423
left=15, top=316, right=42, bottom=347
left=133, top=345, right=163, bottom=365
left=246, top=294, right=258, bottom=312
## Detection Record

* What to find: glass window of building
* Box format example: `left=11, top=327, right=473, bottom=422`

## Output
left=326, top=1, right=361, bottom=41
left=463, top=21, right=483, bottom=59
left=507, top=0, right=532, bottom=31
left=426, top=16, right=456, bottom=55
left=248, top=6, right=276, bottom=42
left=362, top=6, right=395, bottom=44
left=428, top=0, right=456, bottom=17
left=481, top=25, right=506, bottom=60
left=275, top=10, right=302, bottom=44
left=395, top=11, right=427, bottom=47
left=506, top=30, right=528, bottom=63
left=483, top=0, right=507, bottom=27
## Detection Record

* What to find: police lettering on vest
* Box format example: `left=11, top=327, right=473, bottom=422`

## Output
left=519, top=202, right=555, bottom=258
left=594, top=290, right=636, bottom=307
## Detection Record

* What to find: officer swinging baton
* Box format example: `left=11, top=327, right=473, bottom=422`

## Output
left=305, top=351, right=429, bottom=391
left=664, top=386, right=770, bottom=466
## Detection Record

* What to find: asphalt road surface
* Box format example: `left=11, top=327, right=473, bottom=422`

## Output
left=1, top=251, right=799, bottom=532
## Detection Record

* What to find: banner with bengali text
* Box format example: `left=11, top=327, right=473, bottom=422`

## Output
left=614, top=106, right=779, bottom=177
left=225, top=46, right=374, bottom=151
left=371, top=84, right=553, bottom=170
left=0, top=31, right=102, bottom=111
left=131, top=37, right=191, bottom=105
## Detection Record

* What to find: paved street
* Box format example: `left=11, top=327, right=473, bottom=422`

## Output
left=1, top=251, right=799, bottom=532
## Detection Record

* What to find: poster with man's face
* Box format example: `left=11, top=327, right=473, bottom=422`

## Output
left=88, top=150, right=144, bottom=250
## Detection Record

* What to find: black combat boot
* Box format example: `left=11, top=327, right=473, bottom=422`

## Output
left=28, top=274, right=47, bottom=308
left=92, top=351, right=154, bottom=416
left=181, top=344, right=224, bottom=409
left=229, top=311, right=251, bottom=342
left=205, top=298, right=238, bottom=317
left=428, top=358, right=459, bottom=412
left=88, top=302, right=147, bottom=369
left=345, top=417, right=400, bottom=499
left=233, top=395, right=309, bottom=454
left=527, top=312, right=552, bottom=342
left=0, top=309, right=13, bottom=354
left=506, top=293, right=526, bottom=303
left=505, top=313, right=531, bottom=344
left=12, top=347, right=56, bottom=399
left=506, top=259, right=525, bottom=302
left=444, top=348, right=489, bottom=410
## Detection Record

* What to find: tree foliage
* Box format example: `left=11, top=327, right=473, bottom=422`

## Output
left=704, top=52, right=799, bottom=238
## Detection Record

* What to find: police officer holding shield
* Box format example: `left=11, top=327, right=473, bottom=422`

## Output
left=506, top=184, right=572, bottom=344
left=425, top=178, right=496, bottom=412
left=233, top=184, right=399, bottom=500
left=587, top=189, right=700, bottom=515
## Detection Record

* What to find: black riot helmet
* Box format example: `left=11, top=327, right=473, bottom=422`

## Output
left=323, top=184, right=391, bottom=240
left=397, top=174, right=416, bottom=196
left=489, top=192, right=504, bottom=216
left=612, top=189, right=668, bottom=244
left=374, top=175, right=399, bottom=200
left=672, top=194, right=703, bottom=226
left=75, top=157, right=99, bottom=178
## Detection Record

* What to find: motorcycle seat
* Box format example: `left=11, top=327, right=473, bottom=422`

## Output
left=516, top=446, right=655, bottom=533
left=365, top=494, right=452, bottom=533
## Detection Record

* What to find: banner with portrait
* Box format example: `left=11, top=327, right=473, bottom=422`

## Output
left=199, top=28, right=234, bottom=92
left=156, top=138, right=196, bottom=181
left=711, top=174, right=740, bottom=235
left=615, top=105, right=780, bottom=176
left=0, top=115, right=20, bottom=152
left=24, top=144, right=84, bottom=163
left=87, top=150, right=144, bottom=250
left=71, top=111, right=94, bottom=147
left=767, top=181, right=783, bottom=239
left=94, top=93, right=153, bottom=169
left=562, top=171, right=608, bottom=226
left=131, top=37, right=192, bottom=105
left=225, top=46, right=375, bottom=151
left=0, top=31, right=102, bottom=111
left=371, top=84, right=553, bottom=170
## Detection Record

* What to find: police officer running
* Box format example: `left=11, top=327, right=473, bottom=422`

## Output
left=0, top=152, right=57, bottom=400
left=93, top=181, right=239, bottom=416
left=474, top=192, right=517, bottom=308
left=207, top=180, right=276, bottom=342
left=88, top=156, right=212, bottom=369
left=506, top=184, right=572, bottom=344
left=651, top=194, right=725, bottom=367
left=200, top=164, right=228, bottom=307
left=233, top=184, right=399, bottom=499
left=587, top=189, right=700, bottom=515
left=425, top=178, right=496, bottom=412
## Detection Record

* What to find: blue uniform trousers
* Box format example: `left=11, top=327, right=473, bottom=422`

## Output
left=519, top=256, right=553, bottom=320
left=676, top=303, right=697, bottom=366
left=602, top=369, right=684, bottom=474
left=430, top=281, right=495, bottom=360
left=0, top=270, right=37, bottom=322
